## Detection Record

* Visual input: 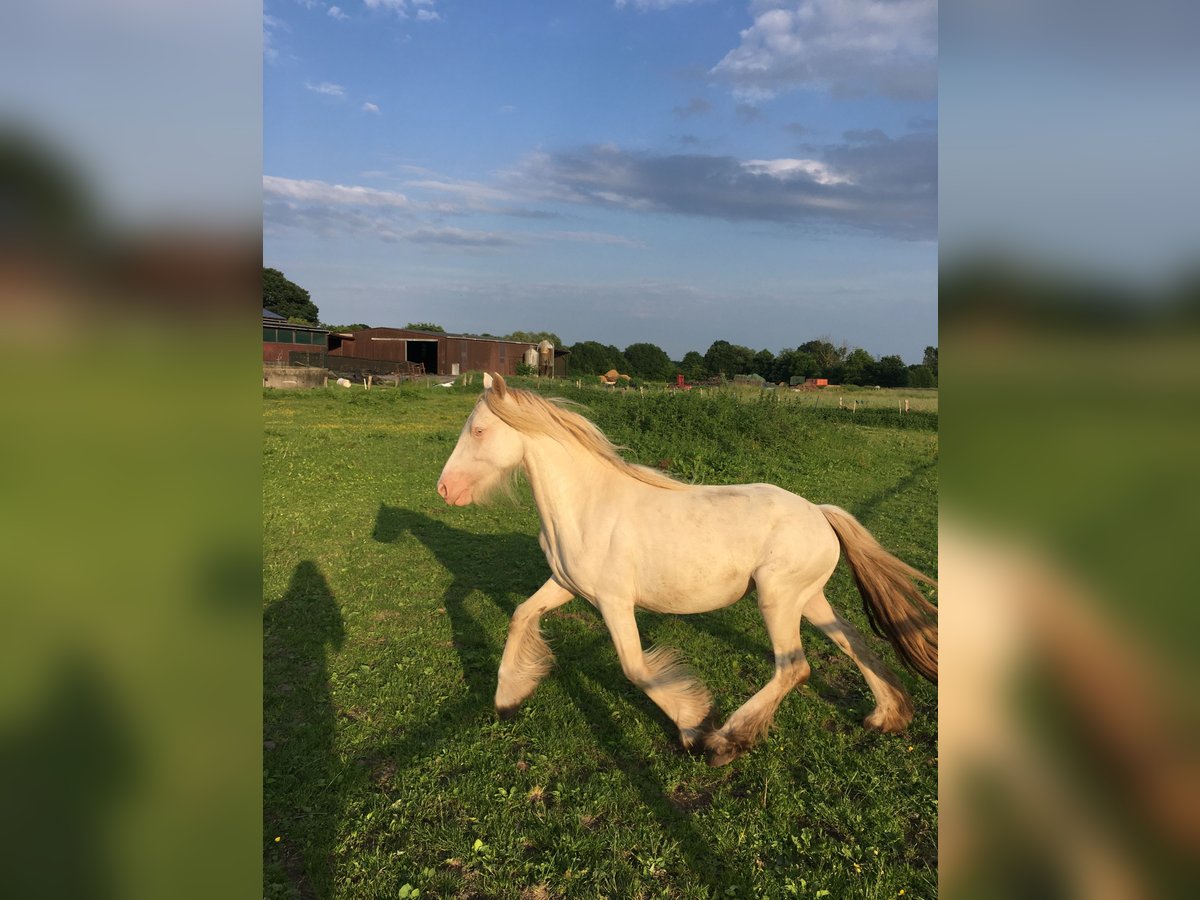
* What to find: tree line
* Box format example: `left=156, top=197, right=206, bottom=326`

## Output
left=264, top=267, right=936, bottom=387
left=566, top=338, right=937, bottom=388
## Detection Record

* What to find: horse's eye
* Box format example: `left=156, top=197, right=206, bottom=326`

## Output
left=472, top=426, right=485, bottom=438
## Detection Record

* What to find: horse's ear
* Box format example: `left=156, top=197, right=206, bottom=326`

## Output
left=482, top=372, right=507, bottom=397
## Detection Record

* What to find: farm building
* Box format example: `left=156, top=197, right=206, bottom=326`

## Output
left=263, top=310, right=328, bottom=366
left=326, top=327, right=570, bottom=378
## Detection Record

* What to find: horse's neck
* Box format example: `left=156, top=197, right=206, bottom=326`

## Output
left=521, top=435, right=617, bottom=529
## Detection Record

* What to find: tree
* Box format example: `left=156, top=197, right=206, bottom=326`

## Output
left=770, top=348, right=817, bottom=383
left=908, top=365, right=936, bottom=388
left=622, top=342, right=673, bottom=381
left=842, top=348, right=876, bottom=386
left=797, top=339, right=847, bottom=376
left=405, top=322, right=445, bottom=332
left=922, top=345, right=938, bottom=375
left=678, top=351, right=705, bottom=382
left=703, top=340, right=755, bottom=377
left=870, top=355, right=911, bottom=387
left=324, top=323, right=370, bottom=332
left=751, top=349, right=776, bottom=380
left=566, top=341, right=627, bottom=376
left=263, top=268, right=319, bottom=324
left=504, top=330, right=563, bottom=347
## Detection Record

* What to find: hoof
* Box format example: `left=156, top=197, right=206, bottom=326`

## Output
left=703, top=731, right=744, bottom=767
left=863, top=708, right=910, bottom=733
left=679, top=726, right=708, bottom=754
left=680, top=711, right=718, bottom=754
left=496, top=704, right=519, bottom=721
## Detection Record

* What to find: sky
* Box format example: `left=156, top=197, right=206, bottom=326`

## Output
left=263, top=0, right=937, bottom=362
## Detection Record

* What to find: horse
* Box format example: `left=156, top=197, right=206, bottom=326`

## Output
left=436, top=373, right=937, bottom=766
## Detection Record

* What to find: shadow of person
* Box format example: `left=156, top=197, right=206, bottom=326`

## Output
left=0, top=648, right=137, bottom=900
left=264, top=560, right=344, bottom=900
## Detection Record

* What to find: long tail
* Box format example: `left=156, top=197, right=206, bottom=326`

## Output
left=820, top=505, right=938, bottom=683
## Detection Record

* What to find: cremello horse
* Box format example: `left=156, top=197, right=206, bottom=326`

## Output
left=436, top=373, right=937, bottom=765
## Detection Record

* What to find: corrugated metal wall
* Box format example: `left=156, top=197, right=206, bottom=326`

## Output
left=263, top=342, right=314, bottom=364
left=329, top=328, right=536, bottom=376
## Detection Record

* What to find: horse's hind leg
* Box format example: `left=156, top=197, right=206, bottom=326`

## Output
left=705, top=587, right=811, bottom=767
left=495, top=578, right=574, bottom=718
left=598, top=602, right=713, bottom=751
left=803, top=592, right=913, bottom=732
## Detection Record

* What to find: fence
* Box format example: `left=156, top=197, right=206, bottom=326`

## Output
left=322, top=355, right=426, bottom=380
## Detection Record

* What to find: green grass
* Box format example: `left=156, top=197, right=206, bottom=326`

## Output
left=264, top=380, right=938, bottom=899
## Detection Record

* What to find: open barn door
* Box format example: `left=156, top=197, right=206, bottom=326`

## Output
left=406, top=339, right=438, bottom=374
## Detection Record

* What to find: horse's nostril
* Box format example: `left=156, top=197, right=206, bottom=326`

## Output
left=437, top=481, right=449, bottom=499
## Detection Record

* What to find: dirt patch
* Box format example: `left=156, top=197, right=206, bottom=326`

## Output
left=669, top=784, right=715, bottom=813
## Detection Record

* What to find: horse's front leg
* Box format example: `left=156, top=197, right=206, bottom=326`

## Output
left=599, top=600, right=714, bottom=751
left=495, top=578, right=575, bottom=719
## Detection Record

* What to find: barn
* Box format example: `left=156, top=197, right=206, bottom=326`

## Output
left=327, top=328, right=570, bottom=378
left=263, top=309, right=328, bottom=366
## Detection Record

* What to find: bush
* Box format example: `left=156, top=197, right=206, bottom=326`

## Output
left=515, top=362, right=537, bottom=377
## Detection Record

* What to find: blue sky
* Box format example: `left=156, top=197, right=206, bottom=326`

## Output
left=264, top=0, right=937, bottom=361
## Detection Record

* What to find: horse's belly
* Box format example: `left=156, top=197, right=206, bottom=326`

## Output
left=634, top=571, right=753, bottom=615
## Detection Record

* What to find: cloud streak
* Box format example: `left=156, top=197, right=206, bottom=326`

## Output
left=363, top=0, right=443, bottom=20
left=262, top=175, right=639, bottom=249
left=508, top=136, right=936, bottom=239
left=305, top=81, right=346, bottom=98
left=264, top=175, right=412, bottom=208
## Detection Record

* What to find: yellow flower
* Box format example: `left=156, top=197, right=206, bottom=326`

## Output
left=274, top=836, right=282, bottom=843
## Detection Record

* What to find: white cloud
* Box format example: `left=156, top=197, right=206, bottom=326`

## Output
left=711, top=0, right=937, bottom=100
left=741, top=157, right=854, bottom=186
left=264, top=14, right=287, bottom=64
left=327, top=6, right=349, bottom=20
left=498, top=104, right=517, bottom=114
left=305, top=81, right=346, bottom=98
left=403, top=177, right=515, bottom=208
left=363, top=0, right=442, bottom=19
left=263, top=175, right=411, bottom=208
left=362, top=101, right=381, bottom=113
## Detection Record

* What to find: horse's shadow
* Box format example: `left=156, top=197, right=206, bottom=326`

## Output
left=372, top=505, right=556, bottom=707
left=371, top=503, right=752, bottom=891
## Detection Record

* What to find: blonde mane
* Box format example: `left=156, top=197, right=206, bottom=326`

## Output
left=483, top=387, right=687, bottom=490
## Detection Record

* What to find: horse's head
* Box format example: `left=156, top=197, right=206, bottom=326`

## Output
left=436, top=372, right=525, bottom=506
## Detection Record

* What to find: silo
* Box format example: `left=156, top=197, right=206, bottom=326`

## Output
left=523, top=346, right=538, bottom=369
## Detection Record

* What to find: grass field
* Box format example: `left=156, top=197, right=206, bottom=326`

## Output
left=264, top=379, right=938, bottom=899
